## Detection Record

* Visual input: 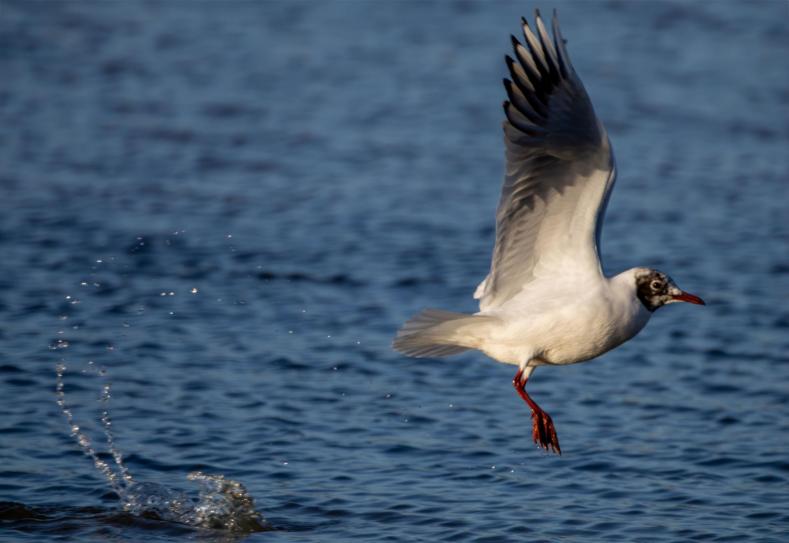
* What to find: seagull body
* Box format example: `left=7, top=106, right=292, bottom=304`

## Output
left=469, top=271, right=651, bottom=367
left=393, top=11, right=704, bottom=454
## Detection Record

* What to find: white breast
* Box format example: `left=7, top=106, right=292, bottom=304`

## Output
left=478, top=273, right=651, bottom=366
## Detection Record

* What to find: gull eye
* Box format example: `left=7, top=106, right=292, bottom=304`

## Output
left=650, top=280, right=662, bottom=291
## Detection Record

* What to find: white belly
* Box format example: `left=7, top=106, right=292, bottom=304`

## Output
left=477, top=279, right=651, bottom=366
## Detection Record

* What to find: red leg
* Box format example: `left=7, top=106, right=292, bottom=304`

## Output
left=513, top=368, right=561, bottom=454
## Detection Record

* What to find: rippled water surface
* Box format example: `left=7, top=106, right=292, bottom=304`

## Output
left=2, top=1, right=788, bottom=541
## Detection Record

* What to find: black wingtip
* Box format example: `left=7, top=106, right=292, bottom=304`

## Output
left=521, top=15, right=529, bottom=27
left=503, top=79, right=517, bottom=103
left=534, top=8, right=542, bottom=22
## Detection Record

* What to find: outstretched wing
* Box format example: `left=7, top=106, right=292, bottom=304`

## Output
left=475, top=10, right=616, bottom=311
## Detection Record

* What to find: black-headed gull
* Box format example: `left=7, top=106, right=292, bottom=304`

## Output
left=393, top=10, right=705, bottom=454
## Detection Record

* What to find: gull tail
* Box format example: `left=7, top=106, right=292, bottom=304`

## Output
left=392, top=309, right=495, bottom=358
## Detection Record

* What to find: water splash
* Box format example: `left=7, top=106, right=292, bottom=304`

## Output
left=55, top=362, right=267, bottom=533
left=98, top=377, right=133, bottom=487
left=55, top=362, right=126, bottom=497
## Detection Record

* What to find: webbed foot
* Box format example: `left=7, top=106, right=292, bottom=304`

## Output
left=531, top=408, right=561, bottom=454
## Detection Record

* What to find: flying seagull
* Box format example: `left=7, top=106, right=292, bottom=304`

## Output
left=393, top=10, right=705, bottom=454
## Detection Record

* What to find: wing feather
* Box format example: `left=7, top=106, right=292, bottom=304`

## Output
left=475, top=11, right=616, bottom=311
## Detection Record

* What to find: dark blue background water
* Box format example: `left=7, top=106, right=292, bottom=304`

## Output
left=1, top=0, right=788, bottom=541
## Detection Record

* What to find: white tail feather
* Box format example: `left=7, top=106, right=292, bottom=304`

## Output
left=392, top=309, right=495, bottom=358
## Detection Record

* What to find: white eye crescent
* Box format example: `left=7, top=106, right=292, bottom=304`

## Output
left=650, top=280, right=662, bottom=290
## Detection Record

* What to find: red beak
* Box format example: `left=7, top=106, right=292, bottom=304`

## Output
left=671, top=291, right=705, bottom=305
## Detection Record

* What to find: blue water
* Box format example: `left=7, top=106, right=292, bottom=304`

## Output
left=1, top=0, right=788, bottom=541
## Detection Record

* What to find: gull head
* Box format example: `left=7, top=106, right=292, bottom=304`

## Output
left=634, top=268, right=705, bottom=312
